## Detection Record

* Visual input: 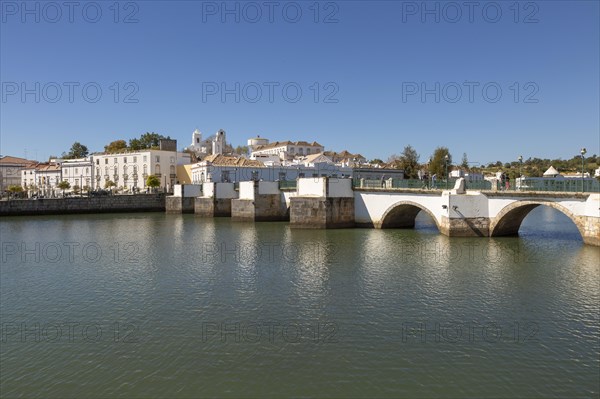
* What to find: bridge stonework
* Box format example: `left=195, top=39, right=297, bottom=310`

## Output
left=354, top=189, right=600, bottom=246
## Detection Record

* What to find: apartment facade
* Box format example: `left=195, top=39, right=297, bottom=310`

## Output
left=21, top=163, right=62, bottom=194
left=0, top=156, right=37, bottom=192
left=250, top=140, right=324, bottom=160
left=60, top=157, right=94, bottom=190
left=92, top=150, right=191, bottom=191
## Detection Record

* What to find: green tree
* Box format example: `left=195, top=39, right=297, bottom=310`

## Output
left=7, top=185, right=23, bottom=199
left=399, top=145, right=420, bottom=179
left=129, top=138, right=143, bottom=151
left=429, top=147, right=452, bottom=179
left=146, top=175, right=161, bottom=191
left=234, top=145, right=249, bottom=155
left=104, top=140, right=128, bottom=153
left=370, top=159, right=384, bottom=165
left=461, top=153, right=469, bottom=170
left=104, top=180, right=116, bottom=190
left=57, top=180, right=71, bottom=196
left=63, top=142, right=89, bottom=159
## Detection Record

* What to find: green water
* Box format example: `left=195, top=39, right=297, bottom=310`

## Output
left=1, top=207, right=598, bottom=398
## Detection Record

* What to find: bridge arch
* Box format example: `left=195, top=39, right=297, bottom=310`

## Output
left=378, top=201, right=440, bottom=231
left=490, top=200, right=585, bottom=239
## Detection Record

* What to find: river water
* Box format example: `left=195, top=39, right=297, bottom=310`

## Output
left=1, top=206, right=598, bottom=398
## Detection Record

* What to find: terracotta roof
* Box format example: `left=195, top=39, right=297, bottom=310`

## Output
left=323, top=150, right=366, bottom=162
left=0, top=156, right=37, bottom=166
left=304, top=153, right=332, bottom=164
left=23, top=162, right=61, bottom=172
left=204, top=154, right=265, bottom=167
left=253, top=140, right=323, bottom=151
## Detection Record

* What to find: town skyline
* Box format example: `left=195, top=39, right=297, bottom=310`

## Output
left=3, top=128, right=598, bottom=167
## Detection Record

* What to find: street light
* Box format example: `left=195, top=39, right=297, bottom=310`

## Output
left=518, top=155, right=523, bottom=191
left=444, top=154, right=449, bottom=189
left=581, top=148, right=587, bottom=192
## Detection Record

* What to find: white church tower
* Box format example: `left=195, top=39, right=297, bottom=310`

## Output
left=190, top=129, right=202, bottom=152
left=212, top=129, right=226, bottom=155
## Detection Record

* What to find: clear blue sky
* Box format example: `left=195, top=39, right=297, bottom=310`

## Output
left=1, top=0, right=599, bottom=164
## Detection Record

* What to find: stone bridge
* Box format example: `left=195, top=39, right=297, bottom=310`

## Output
left=354, top=188, right=600, bottom=246
left=167, top=178, right=600, bottom=246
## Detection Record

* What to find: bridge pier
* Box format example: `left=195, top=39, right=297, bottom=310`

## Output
left=440, top=216, right=490, bottom=237
left=290, top=177, right=355, bottom=228
left=438, top=191, right=491, bottom=237
left=166, top=184, right=201, bottom=214
left=580, top=215, right=600, bottom=246
left=231, top=181, right=288, bottom=222
left=194, top=182, right=236, bottom=217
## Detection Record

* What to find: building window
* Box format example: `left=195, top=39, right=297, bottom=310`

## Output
left=278, top=172, right=286, bottom=181
left=133, top=156, right=137, bottom=163
left=96, top=159, right=99, bottom=165
left=155, top=164, right=160, bottom=174
left=105, top=159, right=108, bottom=164
left=86, top=168, right=89, bottom=174
left=75, top=168, right=78, bottom=174
left=143, top=164, right=147, bottom=175
left=124, top=157, right=127, bottom=163
left=155, top=156, right=160, bottom=162
left=221, top=171, right=230, bottom=183
left=143, top=155, right=147, bottom=162
left=170, top=156, right=175, bottom=164
left=114, top=158, right=117, bottom=164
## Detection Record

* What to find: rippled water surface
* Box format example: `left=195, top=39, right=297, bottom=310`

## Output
left=1, top=207, right=599, bottom=398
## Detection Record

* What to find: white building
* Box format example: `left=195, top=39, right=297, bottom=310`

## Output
left=185, top=128, right=228, bottom=158
left=187, top=129, right=207, bottom=154
left=450, top=169, right=484, bottom=181
left=191, top=153, right=403, bottom=184
left=1, top=156, right=37, bottom=192
left=92, top=139, right=191, bottom=192
left=60, top=157, right=94, bottom=190
left=247, top=136, right=269, bottom=153
left=212, top=129, right=226, bottom=155
left=21, top=163, right=62, bottom=196
left=250, top=140, right=324, bottom=161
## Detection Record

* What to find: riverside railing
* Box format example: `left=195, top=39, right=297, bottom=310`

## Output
left=515, top=178, right=600, bottom=193
left=353, top=178, right=493, bottom=190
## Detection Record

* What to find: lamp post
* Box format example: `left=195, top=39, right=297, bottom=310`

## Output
left=444, top=154, right=449, bottom=189
left=518, top=155, right=523, bottom=190
left=581, top=148, right=587, bottom=192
